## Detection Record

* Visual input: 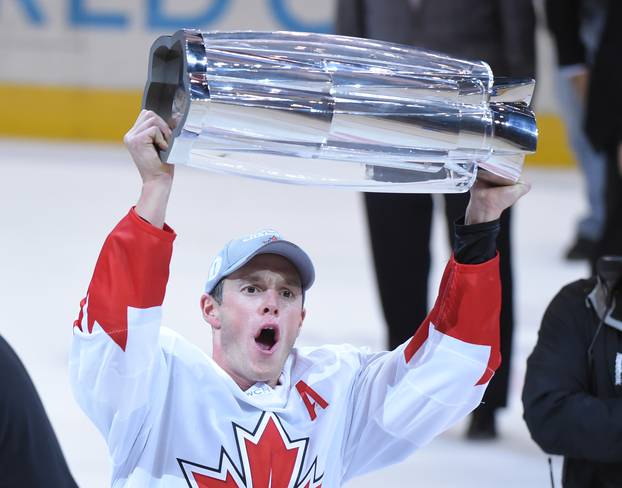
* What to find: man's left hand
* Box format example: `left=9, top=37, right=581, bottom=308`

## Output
left=465, top=179, right=531, bottom=225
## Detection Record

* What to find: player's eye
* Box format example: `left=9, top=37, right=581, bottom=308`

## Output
left=281, top=289, right=294, bottom=299
left=243, top=285, right=258, bottom=294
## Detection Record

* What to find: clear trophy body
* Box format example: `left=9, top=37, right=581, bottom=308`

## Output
left=143, top=29, right=537, bottom=193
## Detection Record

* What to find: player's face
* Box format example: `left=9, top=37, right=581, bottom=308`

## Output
left=204, top=254, right=306, bottom=390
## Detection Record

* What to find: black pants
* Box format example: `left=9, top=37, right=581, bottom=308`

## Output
left=0, top=336, right=78, bottom=488
left=365, top=192, right=514, bottom=412
left=591, top=150, right=622, bottom=270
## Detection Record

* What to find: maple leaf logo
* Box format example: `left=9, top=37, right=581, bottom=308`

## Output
left=178, top=412, right=323, bottom=488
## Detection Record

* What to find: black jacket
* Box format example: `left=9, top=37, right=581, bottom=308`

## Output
left=336, top=0, right=535, bottom=78
left=0, top=336, right=78, bottom=488
left=586, top=0, right=622, bottom=151
left=523, top=279, right=622, bottom=488
left=544, top=0, right=606, bottom=67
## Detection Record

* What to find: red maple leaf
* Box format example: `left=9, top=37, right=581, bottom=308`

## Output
left=241, top=417, right=300, bottom=487
left=178, top=413, right=323, bottom=488
left=193, top=472, right=238, bottom=488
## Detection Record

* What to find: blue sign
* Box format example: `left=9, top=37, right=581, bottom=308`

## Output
left=4, top=0, right=333, bottom=31
left=147, top=0, right=229, bottom=30
left=70, top=0, right=127, bottom=27
left=11, top=0, right=45, bottom=24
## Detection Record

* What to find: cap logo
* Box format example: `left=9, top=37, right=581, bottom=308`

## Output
left=242, top=229, right=281, bottom=243
left=207, top=256, right=223, bottom=281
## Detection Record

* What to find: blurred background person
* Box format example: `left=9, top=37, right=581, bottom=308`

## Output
left=335, top=0, right=536, bottom=440
left=0, top=335, right=78, bottom=487
left=523, top=256, right=622, bottom=487
left=585, top=0, right=622, bottom=268
left=545, top=0, right=606, bottom=261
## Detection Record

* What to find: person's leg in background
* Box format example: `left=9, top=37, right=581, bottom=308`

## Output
left=557, top=0, right=607, bottom=259
left=364, top=193, right=433, bottom=349
left=554, top=67, right=606, bottom=259
left=444, top=193, right=514, bottom=439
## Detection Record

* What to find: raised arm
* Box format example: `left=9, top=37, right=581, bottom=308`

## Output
left=70, top=111, right=176, bottom=464
left=124, top=109, right=174, bottom=227
left=342, top=180, right=529, bottom=481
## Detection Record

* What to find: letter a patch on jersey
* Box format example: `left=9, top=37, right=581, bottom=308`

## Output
left=295, top=381, right=329, bottom=421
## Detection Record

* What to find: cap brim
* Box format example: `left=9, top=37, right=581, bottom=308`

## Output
left=227, top=240, right=315, bottom=292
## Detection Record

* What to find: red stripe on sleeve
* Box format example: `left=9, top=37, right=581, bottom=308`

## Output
left=76, top=208, right=176, bottom=351
left=404, top=254, right=501, bottom=385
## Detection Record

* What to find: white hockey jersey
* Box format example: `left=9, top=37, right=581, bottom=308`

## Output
left=70, top=208, right=501, bottom=487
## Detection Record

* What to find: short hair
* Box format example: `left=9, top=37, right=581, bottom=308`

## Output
left=210, top=279, right=224, bottom=305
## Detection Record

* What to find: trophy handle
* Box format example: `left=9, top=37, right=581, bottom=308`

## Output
left=142, top=30, right=205, bottom=162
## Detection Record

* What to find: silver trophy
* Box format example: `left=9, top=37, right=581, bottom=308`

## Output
left=142, top=29, right=537, bottom=193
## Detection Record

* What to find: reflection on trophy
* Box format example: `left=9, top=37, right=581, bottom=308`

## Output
left=142, top=29, right=537, bottom=193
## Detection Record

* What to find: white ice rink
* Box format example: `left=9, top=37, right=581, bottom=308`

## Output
left=0, top=139, right=591, bottom=487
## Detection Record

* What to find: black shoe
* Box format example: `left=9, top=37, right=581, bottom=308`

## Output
left=565, top=237, right=596, bottom=261
left=466, top=409, right=497, bottom=440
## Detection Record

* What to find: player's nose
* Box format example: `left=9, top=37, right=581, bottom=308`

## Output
left=260, top=289, right=279, bottom=316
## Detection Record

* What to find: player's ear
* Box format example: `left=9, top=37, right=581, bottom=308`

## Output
left=200, top=293, right=221, bottom=329
left=297, top=308, right=306, bottom=337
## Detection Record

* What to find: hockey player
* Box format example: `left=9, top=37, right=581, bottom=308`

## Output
left=70, top=110, right=529, bottom=487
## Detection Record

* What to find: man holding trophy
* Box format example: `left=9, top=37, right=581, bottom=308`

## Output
left=70, top=30, right=534, bottom=486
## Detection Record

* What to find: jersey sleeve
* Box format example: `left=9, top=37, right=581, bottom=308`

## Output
left=69, top=208, right=176, bottom=464
left=342, top=254, right=501, bottom=481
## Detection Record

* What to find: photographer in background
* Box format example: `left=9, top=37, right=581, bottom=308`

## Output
left=522, top=256, right=622, bottom=487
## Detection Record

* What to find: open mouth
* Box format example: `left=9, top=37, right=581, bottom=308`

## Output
left=255, top=326, right=279, bottom=352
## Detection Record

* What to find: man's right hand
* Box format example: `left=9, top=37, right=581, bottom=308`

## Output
left=123, top=110, right=174, bottom=228
left=465, top=179, right=531, bottom=225
left=124, top=110, right=174, bottom=183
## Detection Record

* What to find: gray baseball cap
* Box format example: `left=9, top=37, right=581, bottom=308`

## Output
left=204, top=229, right=315, bottom=294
